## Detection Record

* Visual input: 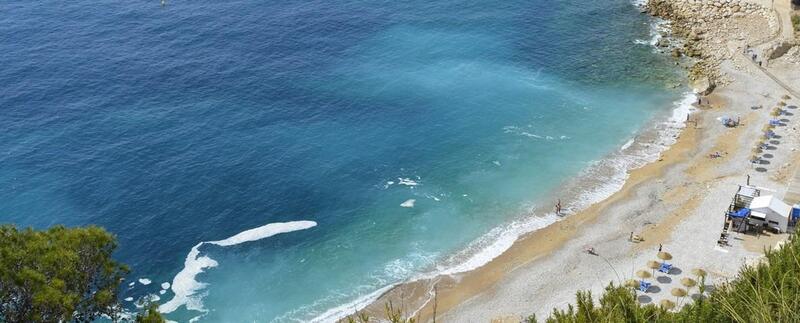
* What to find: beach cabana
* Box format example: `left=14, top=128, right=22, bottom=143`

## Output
left=733, top=185, right=760, bottom=208
left=748, top=195, right=791, bottom=233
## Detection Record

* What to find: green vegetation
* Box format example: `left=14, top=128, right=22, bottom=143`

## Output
left=792, top=15, right=800, bottom=32
left=346, top=236, right=800, bottom=323
left=4, top=223, right=796, bottom=323
left=136, top=303, right=166, bottom=323
left=0, top=225, right=165, bottom=323
left=540, top=235, right=800, bottom=322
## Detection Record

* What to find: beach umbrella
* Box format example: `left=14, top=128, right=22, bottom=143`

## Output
left=671, top=287, right=688, bottom=304
left=779, top=101, right=787, bottom=106
left=691, top=268, right=707, bottom=278
left=636, top=270, right=652, bottom=281
left=782, top=95, right=791, bottom=100
left=657, top=251, right=673, bottom=261
left=750, top=154, right=760, bottom=164
left=681, top=277, right=698, bottom=292
left=752, top=147, right=762, bottom=154
left=624, top=279, right=639, bottom=289
left=771, top=108, right=781, bottom=116
left=660, top=299, right=676, bottom=311
left=647, top=260, right=661, bottom=276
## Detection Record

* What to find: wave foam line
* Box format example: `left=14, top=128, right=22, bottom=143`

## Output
left=310, top=92, right=698, bottom=323
left=159, top=221, right=318, bottom=315
left=308, top=284, right=396, bottom=323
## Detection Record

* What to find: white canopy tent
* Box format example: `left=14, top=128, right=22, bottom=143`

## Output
left=748, top=195, right=791, bottom=232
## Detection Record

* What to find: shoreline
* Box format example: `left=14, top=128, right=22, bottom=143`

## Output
left=343, top=14, right=699, bottom=323
left=371, top=102, right=701, bottom=322
left=348, top=0, right=800, bottom=321
left=313, top=91, right=696, bottom=322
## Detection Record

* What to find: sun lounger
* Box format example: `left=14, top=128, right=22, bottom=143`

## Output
left=658, top=263, right=672, bottom=274
left=639, top=281, right=651, bottom=292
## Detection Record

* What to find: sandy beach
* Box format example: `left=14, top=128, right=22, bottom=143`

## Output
left=357, top=1, right=800, bottom=321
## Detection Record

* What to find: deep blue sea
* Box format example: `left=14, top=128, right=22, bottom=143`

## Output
left=0, top=0, right=687, bottom=321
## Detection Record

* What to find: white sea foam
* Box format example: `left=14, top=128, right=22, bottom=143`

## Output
left=397, top=178, right=419, bottom=186
left=124, top=297, right=134, bottom=302
left=520, top=131, right=542, bottom=138
left=161, top=282, right=171, bottom=290
left=310, top=92, right=698, bottom=323
left=436, top=213, right=560, bottom=276
left=138, top=278, right=152, bottom=285
left=621, top=138, right=635, bottom=151
left=400, top=199, right=416, bottom=208
left=634, top=17, right=671, bottom=51
left=160, top=290, right=167, bottom=295
left=159, top=221, right=317, bottom=315
left=668, top=93, right=696, bottom=124
left=128, top=282, right=135, bottom=287
left=308, top=284, right=396, bottom=323
left=135, top=294, right=161, bottom=309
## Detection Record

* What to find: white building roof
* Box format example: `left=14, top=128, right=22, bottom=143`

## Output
left=737, top=185, right=758, bottom=198
left=749, top=195, right=791, bottom=218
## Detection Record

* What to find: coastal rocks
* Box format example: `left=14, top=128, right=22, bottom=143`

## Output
left=645, top=0, right=776, bottom=86
left=765, top=41, right=799, bottom=60
left=691, top=76, right=715, bottom=95
left=786, top=46, right=800, bottom=64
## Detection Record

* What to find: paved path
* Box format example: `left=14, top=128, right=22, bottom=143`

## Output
left=738, top=1, right=800, bottom=98
left=785, top=170, right=800, bottom=204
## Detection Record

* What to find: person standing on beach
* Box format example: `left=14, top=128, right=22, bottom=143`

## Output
left=658, top=244, right=663, bottom=252
left=555, top=199, right=562, bottom=215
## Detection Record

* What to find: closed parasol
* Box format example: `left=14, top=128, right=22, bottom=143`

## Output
left=691, top=268, right=707, bottom=277
left=681, top=277, right=697, bottom=291
left=660, top=299, right=676, bottom=310
left=647, top=260, right=661, bottom=276
left=671, top=287, right=688, bottom=304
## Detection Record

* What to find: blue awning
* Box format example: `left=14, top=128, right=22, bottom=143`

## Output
left=728, top=208, right=750, bottom=218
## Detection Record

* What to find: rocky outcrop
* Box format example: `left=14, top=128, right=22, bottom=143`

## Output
left=645, top=0, right=777, bottom=89
left=691, top=76, right=715, bottom=95
left=765, top=41, right=799, bottom=59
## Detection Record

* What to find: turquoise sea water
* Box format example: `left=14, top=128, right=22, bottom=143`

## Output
left=0, top=0, right=686, bottom=321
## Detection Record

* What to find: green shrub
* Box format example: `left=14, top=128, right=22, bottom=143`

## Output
left=539, top=236, right=800, bottom=323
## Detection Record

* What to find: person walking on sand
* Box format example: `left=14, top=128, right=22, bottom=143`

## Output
left=658, top=244, right=663, bottom=252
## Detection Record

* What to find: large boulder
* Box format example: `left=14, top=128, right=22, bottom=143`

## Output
left=692, top=76, right=716, bottom=95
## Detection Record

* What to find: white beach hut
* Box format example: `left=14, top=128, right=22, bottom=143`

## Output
left=748, top=195, right=791, bottom=233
